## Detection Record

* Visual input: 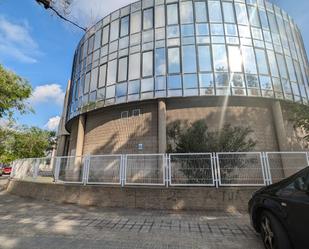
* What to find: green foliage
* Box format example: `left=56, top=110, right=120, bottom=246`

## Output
left=282, top=100, right=309, bottom=141
left=167, top=119, right=256, bottom=183
left=167, top=119, right=256, bottom=153
left=0, top=64, right=32, bottom=118
left=0, top=126, right=56, bottom=163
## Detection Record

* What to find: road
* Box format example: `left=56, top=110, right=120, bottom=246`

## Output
left=0, top=178, right=264, bottom=249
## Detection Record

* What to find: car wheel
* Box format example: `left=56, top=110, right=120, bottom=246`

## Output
left=260, top=211, right=292, bottom=249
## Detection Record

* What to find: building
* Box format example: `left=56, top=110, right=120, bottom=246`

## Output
left=57, top=0, right=309, bottom=157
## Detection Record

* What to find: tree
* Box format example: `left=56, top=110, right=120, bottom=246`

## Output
left=167, top=119, right=256, bottom=183
left=0, top=64, right=32, bottom=118
left=0, top=126, right=56, bottom=163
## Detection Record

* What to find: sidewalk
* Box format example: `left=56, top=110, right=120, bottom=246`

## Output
left=0, top=184, right=264, bottom=249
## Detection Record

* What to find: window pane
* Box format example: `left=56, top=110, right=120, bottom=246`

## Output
left=155, top=5, right=165, bottom=28
left=90, top=67, right=98, bottom=91
left=198, top=45, right=211, bottom=72
left=142, top=51, right=153, bottom=77
left=225, top=24, right=238, bottom=36
left=143, top=8, right=153, bottom=30
left=196, top=24, right=209, bottom=36
left=195, top=2, right=207, bottom=23
left=110, top=20, right=119, bottom=41
left=259, top=9, right=269, bottom=30
left=183, top=74, right=198, bottom=89
left=222, top=2, right=235, bottom=23
left=88, top=35, right=94, bottom=54
left=267, top=50, right=279, bottom=77
left=168, top=75, right=182, bottom=89
left=276, top=54, right=288, bottom=78
left=98, top=64, right=107, bottom=88
left=182, top=45, right=197, bottom=73
left=156, top=48, right=166, bottom=75
left=106, top=85, right=115, bottom=98
left=155, top=76, right=166, bottom=90
left=167, top=4, right=179, bottom=25
left=248, top=6, right=260, bottom=27
left=128, top=80, right=140, bottom=94
left=228, top=46, right=242, bottom=72
left=235, top=3, right=249, bottom=25
left=118, top=57, right=128, bottom=82
left=131, top=11, right=141, bottom=34
left=255, top=49, right=269, bottom=75
left=180, top=1, right=193, bottom=24
left=242, top=46, right=257, bottom=74
left=120, top=16, right=129, bottom=37
left=199, top=73, right=214, bottom=88
left=168, top=47, right=180, bottom=74
left=209, top=1, right=222, bottom=23
left=84, top=72, right=91, bottom=93
left=107, top=59, right=117, bottom=85
left=212, top=45, right=228, bottom=72
left=116, top=82, right=127, bottom=97
left=129, top=53, right=141, bottom=80
left=94, top=29, right=102, bottom=50
left=141, top=78, right=154, bottom=92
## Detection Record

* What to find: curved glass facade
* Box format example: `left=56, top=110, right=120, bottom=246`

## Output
left=67, top=0, right=309, bottom=122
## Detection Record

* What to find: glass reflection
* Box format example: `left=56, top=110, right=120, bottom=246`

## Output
left=168, top=47, right=180, bottom=74
left=212, top=45, right=228, bottom=72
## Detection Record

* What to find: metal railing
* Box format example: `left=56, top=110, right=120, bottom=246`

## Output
left=10, top=152, right=309, bottom=187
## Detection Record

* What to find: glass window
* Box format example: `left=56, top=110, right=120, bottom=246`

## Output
left=143, top=8, right=153, bottom=30
left=120, top=16, right=129, bottom=37
left=208, top=1, right=222, bottom=23
left=131, top=11, right=141, bottom=34
left=215, top=72, right=229, bottom=87
left=88, top=35, right=94, bottom=54
left=90, top=67, right=98, bottom=91
left=155, top=5, right=165, bottom=28
left=248, top=6, right=260, bottom=27
left=142, top=51, right=153, bottom=77
left=196, top=23, right=209, bottom=36
left=242, top=46, right=257, bottom=74
left=116, top=82, right=127, bottom=97
left=98, top=64, right=107, bottom=88
left=198, top=45, right=211, bottom=72
left=199, top=73, right=214, bottom=88
left=286, top=56, right=296, bottom=82
left=212, top=45, right=228, bottom=72
left=110, top=20, right=119, bottom=41
left=285, top=169, right=309, bottom=192
left=128, top=80, right=140, bottom=94
left=259, top=9, right=269, bottom=30
left=168, top=75, right=182, bottom=89
left=106, top=85, right=115, bottom=99
left=107, top=59, right=117, bottom=85
left=255, top=49, right=269, bottom=75
left=155, top=76, right=166, bottom=90
left=129, top=53, right=141, bottom=80
left=167, top=25, right=179, bottom=38
left=183, top=74, right=198, bottom=89
left=228, top=46, right=242, bottom=73
left=168, top=47, right=180, bottom=74
left=225, top=24, right=238, bottom=36
left=94, top=29, right=102, bottom=50
left=267, top=50, right=279, bottom=77
left=235, top=3, right=249, bottom=25
left=141, top=78, right=154, bottom=92
left=180, top=1, right=193, bottom=24
left=84, top=72, right=91, bottom=93
left=167, top=4, right=179, bottom=25
left=222, top=2, right=235, bottom=23
left=276, top=54, right=288, bottom=79
left=195, top=2, right=207, bottom=23
left=268, top=13, right=279, bottom=34
left=211, top=24, right=224, bottom=36
left=155, top=48, right=166, bottom=75
left=182, top=45, right=197, bottom=73
left=118, top=57, right=128, bottom=82
left=181, top=24, right=194, bottom=37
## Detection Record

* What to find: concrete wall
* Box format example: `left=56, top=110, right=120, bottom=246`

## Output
left=7, top=180, right=259, bottom=212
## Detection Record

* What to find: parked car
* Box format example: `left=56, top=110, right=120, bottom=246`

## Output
left=249, top=167, right=309, bottom=249
left=2, top=166, right=12, bottom=175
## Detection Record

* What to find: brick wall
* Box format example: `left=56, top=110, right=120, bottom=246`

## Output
left=82, top=101, right=158, bottom=154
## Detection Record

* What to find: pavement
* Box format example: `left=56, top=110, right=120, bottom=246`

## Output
left=0, top=177, right=264, bottom=249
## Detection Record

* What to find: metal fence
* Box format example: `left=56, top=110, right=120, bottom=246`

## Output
left=10, top=152, right=309, bottom=187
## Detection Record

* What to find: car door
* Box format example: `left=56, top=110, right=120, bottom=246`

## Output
left=277, top=168, right=309, bottom=249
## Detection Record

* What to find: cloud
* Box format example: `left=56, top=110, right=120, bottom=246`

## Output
left=0, top=16, right=41, bottom=64
left=30, top=84, right=65, bottom=106
left=44, top=116, right=61, bottom=130
left=52, top=0, right=136, bottom=28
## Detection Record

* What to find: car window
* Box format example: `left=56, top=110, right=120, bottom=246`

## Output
left=285, top=169, right=309, bottom=192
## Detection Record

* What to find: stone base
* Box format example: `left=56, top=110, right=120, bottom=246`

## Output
left=6, top=180, right=259, bottom=212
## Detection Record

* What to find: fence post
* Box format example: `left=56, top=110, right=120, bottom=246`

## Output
left=120, top=155, right=126, bottom=187
left=260, top=152, right=268, bottom=186
left=82, top=155, right=90, bottom=186
left=10, top=161, right=16, bottom=179
left=165, top=154, right=169, bottom=187
left=212, top=153, right=219, bottom=188
left=33, top=159, right=40, bottom=180
left=263, top=152, right=272, bottom=185
left=306, top=152, right=309, bottom=166
left=54, top=157, right=61, bottom=183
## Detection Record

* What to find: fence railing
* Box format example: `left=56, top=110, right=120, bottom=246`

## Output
left=10, top=152, right=309, bottom=187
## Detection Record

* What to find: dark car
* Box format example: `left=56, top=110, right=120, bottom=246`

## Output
left=249, top=167, right=309, bottom=249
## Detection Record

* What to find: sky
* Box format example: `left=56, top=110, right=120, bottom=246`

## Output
left=0, top=0, right=308, bottom=131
